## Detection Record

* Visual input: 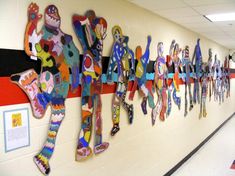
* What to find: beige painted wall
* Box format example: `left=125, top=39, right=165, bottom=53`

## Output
left=0, top=0, right=234, bottom=175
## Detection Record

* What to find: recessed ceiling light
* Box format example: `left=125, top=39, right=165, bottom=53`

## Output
left=205, top=12, right=235, bottom=22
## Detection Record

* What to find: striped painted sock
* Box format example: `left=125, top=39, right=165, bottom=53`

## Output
left=34, top=101, right=65, bottom=175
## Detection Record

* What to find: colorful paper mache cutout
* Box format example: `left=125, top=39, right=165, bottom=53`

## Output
left=207, top=48, right=213, bottom=101
left=129, top=36, right=155, bottom=116
left=192, top=38, right=202, bottom=104
left=182, top=46, right=194, bottom=117
left=199, top=62, right=208, bottom=118
left=223, top=56, right=230, bottom=98
left=213, top=55, right=222, bottom=103
left=11, top=3, right=80, bottom=175
left=72, top=10, right=109, bottom=161
left=107, top=25, right=135, bottom=136
left=166, top=40, right=182, bottom=115
left=166, top=40, right=175, bottom=117
left=152, top=42, right=168, bottom=124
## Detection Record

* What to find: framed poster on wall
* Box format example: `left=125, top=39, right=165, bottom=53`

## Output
left=3, top=108, right=30, bottom=152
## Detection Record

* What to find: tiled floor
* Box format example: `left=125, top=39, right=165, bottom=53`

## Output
left=173, top=116, right=235, bottom=176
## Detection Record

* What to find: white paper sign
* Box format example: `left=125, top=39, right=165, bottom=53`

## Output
left=3, top=108, right=30, bottom=152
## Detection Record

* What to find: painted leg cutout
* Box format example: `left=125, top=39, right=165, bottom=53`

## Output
left=111, top=95, right=121, bottom=136
left=77, top=96, right=93, bottom=161
left=129, top=79, right=138, bottom=101
left=152, top=96, right=162, bottom=125
left=184, top=84, right=188, bottom=117
left=173, top=88, right=181, bottom=110
left=141, top=97, right=147, bottom=115
left=94, top=95, right=109, bottom=154
left=159, top=88, right=167, bottom=121
left=147, top=93, right=155, bottom=109
left=167, top=89, right=172, bottom=117
left=34, top=99, right=65, bottom=175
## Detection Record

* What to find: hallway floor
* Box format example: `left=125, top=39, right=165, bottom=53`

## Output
left=173, top=115, right=235, bottom=176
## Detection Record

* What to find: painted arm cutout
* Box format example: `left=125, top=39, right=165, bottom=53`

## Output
left=25, top=3, right=43, bottom=60
left=107, top=43, right=121, bottom=83
left=142, top=35, right=151, bottom=65
left=62, top=36, right=80, bottom=91
left=72, top=15, right=94, bottom=51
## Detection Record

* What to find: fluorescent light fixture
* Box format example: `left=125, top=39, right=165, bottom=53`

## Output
left=205, top=12, right=235, bottom=22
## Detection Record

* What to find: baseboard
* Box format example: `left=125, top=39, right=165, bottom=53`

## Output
left=164, top=112, right=235, bottom=176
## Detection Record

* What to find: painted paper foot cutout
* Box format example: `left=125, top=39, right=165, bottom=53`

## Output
left=177, top=101, right=181, bottom=110
left=159, top=114, right=165, bottom=121
left=148, top=94, right=155, bottom=109
left=76, top=146, right=93, bottom=161
left=111, top=124, right=120, bottom=136
left=141, top=98, right=147, bottom=115
left=151, top=102, right=162, bottom=125
left=167, top=90, right=172, bottom=117
left=128, top=104, right=134, bottom=124
left=94, top=142, right=109, bottom=154
left=10, top=74, right=21, bottom=82
left=203, top=109, right=207, bottom=117
left=151, top=109, right=157, bottom=126
left=159, top=105, right=166, bottom=121
left=230, top=160, right=235, bottom=169
left=184, top=111, right=188, bottom=117
left=193, top=98, right=197, bottom=105
left=189, top=104, right=193, bottom=111
left=33, top=154, right=50, bottom=175
left=11, top=70, right=45, bottom=118
left=199, top=112, right=202, bottom=119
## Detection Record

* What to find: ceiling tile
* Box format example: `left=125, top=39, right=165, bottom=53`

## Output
left=179, top=21, right=216, bottom=30
left=214, top=21, right=235, bottom=27
left=183, top=0, right=235, bottom=6
left=156, top=7, right=198, bottom=19
left=169, top=15, right=208, bottom=24
left=220, top=27, right=235, bottom=33
left=219, top=41, right=235, bottom=49
left=214, top=21, right=235, bottom=32
left=227, top=31, right=235, bottom=36
left=201, top=32, right=229, bottom=40
left=126, top=0, right=235, bottom=49
left=193, top=3, right=235, bottom=15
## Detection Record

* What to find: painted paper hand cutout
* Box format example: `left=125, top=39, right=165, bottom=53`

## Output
left=11, top=3, right=80, bottom=175
left=129, top=36, right=155, bottom=116
left=182, top=46, right=194, bottom=117
left=152, top=42, right=168, bottom=124
left=107, top=25, right=134, bottom=136
left=73, top=10, right=109, bottom=161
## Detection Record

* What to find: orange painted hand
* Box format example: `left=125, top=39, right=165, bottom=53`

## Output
left=28, top=3, right=42, bottom=23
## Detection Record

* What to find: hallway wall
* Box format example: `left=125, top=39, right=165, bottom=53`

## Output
left=0, top=0, right=234, bottom=175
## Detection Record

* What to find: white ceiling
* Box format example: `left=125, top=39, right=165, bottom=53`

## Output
left=127, top=0, right=235, bottom=50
